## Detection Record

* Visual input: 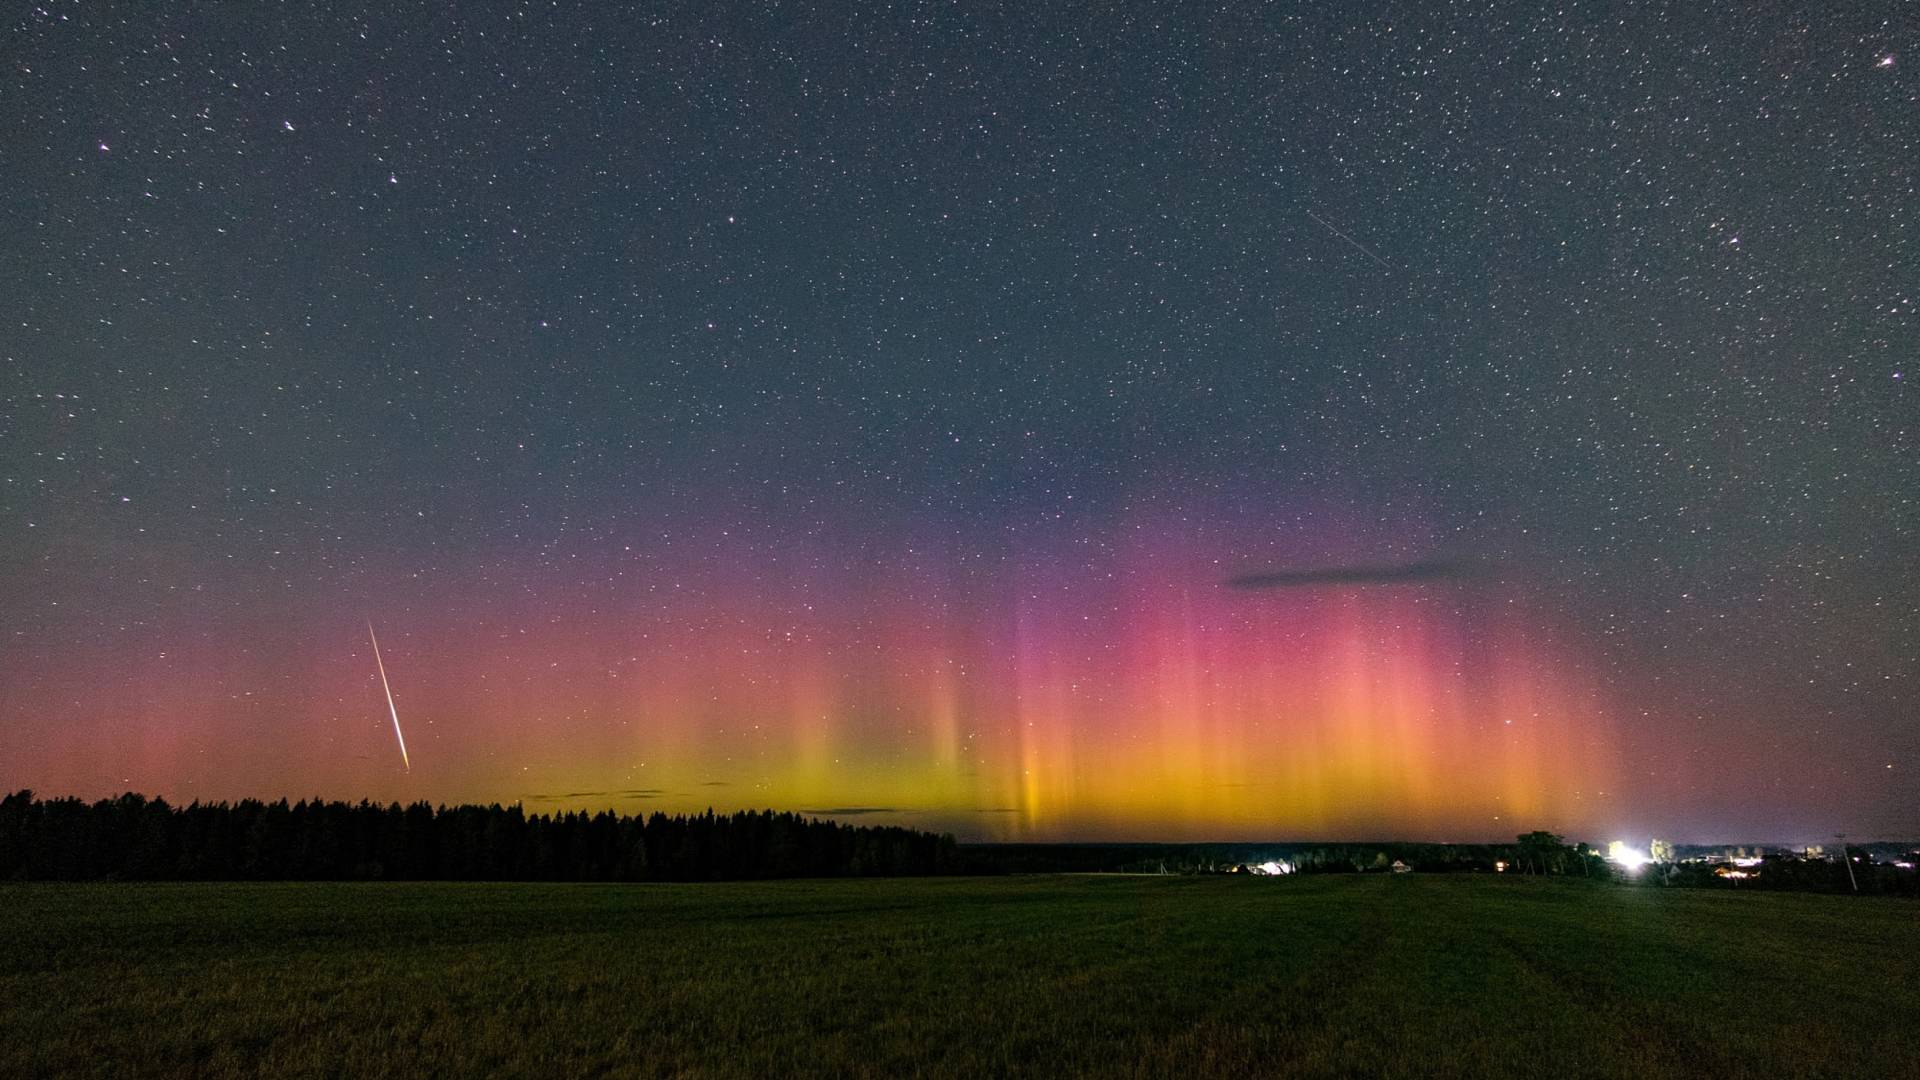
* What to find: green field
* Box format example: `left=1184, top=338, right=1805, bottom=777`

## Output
left=4, top=875, right=1914, bottom=1078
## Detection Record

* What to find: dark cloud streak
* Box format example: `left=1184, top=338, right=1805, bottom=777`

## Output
left=1224, top=559, right=1468, bottom=590
left=525, top=789, right=665, bottom=802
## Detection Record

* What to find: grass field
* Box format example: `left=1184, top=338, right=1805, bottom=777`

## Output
left=4, top=875, right=1914, bottom=1078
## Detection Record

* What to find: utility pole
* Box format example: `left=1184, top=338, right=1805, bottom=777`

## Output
left=1836, top=833, right=1858, bottom=892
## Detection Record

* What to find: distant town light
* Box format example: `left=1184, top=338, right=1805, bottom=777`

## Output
left=1607, top=840, right=1649, bottom=872
left=1251, top=860, right=1293, bottom=876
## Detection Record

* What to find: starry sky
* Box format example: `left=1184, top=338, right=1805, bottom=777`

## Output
left=3, top=3, right=1913, bottom=842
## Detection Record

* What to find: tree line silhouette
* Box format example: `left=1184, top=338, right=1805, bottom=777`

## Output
left=0, top=792, right=957, bottom=881
left=9, top=793, right=1911, bottom=894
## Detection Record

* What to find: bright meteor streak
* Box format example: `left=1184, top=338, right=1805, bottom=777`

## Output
left=366, top=620, right=411, bottom=772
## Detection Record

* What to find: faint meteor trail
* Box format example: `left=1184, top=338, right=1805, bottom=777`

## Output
left=366, top=621, right=411, bottom=772
left=1306, top=210, right=1394, bottom=270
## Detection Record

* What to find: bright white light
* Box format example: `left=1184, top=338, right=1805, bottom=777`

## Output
left=1607, top=840, right=1649, bottom=872
left=1251, top=860, right=1293, bottom=876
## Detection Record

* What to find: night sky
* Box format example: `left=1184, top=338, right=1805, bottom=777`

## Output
left=4, top=3, right=1913, bottom=842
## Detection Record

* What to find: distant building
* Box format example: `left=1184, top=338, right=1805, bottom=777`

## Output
left=1390, top=859, right=1411, bottom=874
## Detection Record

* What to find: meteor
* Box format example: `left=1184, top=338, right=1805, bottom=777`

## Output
left=366, top=621, right=411, bottom=772
left=1306, top=209, right=1394, bottom=270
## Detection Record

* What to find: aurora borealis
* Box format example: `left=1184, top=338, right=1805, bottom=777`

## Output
left=5, top=507, right=1622, bottom=840
left=3, top=4, right=1913, bottom=841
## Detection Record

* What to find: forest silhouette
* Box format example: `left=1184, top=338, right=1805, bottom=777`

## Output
left=0, top=791, right=955, bottom=881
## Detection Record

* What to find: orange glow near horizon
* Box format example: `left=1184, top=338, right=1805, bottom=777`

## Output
left=0, top=521, right=1621, bottom=841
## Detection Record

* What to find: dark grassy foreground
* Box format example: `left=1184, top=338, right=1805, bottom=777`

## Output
left=4, top=876, right=1914, bottom=1078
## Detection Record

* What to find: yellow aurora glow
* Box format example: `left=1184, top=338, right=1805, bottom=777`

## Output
left=3, top=541, right=1619, bottom=841
left=419, top=574, right=1613, bottom=839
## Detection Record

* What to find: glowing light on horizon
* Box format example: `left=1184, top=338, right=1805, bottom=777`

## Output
left=1607, top=840, right=1648, bottom=871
